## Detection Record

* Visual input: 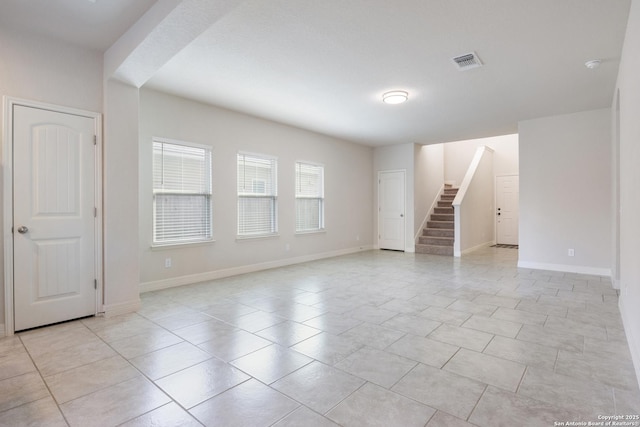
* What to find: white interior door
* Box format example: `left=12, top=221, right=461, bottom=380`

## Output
left=378, top=170, right=405, bottom=251
left=496, top=175, right=519, bottom=245
left=13, top=105, right=97, bottom=331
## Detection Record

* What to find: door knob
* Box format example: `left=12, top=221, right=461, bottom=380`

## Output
left=400, top=214, right=404, bottom=218
left=17, top=226, right=28, bottom=234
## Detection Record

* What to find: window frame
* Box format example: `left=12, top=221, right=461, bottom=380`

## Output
left=152, top=137, right=213, bottom=247
left=237, top=152, right=279, bottom=239
left=295, top=160, right=325, bottom=234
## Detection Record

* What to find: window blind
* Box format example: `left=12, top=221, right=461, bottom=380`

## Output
left=153, top=139, right=212, bottom=244
left=237, top=153, right=278, bottom=236
left=295, top=162, right=324, bottom=232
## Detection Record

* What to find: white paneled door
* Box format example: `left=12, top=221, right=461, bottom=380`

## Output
left=496, top=175, right=519, bottom=245
left=13, top=105, right=98, bottom=331
left=378, top=170, right=405, bottom=251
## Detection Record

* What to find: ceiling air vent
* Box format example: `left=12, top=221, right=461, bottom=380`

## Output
left=452, top=52, right=483, bottom=70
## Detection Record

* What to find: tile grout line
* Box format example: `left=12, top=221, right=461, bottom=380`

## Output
left=84, top=318, right=191, bottom=425
left=6, top=334, right=71, bottom=426
left=465, top=384, right=489, bottom=423
left=83, top=313, right=259, bottom=425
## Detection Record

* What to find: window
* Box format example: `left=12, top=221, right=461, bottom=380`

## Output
left=295, top=161, right=324, bottom=232
left=237, top=153, right=278, bottom=237
left=153, top=138, right=212, bottom=245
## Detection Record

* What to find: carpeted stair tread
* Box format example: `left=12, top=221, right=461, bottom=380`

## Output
left=427, top=220, right=454, bottom=229
left=415, top=244, right=454, bottom=256
left=424, top=228, right=454, bottom=237
left=416, top=188, right=459, bottom=256
left=430, top=214, right=454, bottom=221
left=419, top=236, right=454, bottom=246
left=434, top=207, right=453, bottom=214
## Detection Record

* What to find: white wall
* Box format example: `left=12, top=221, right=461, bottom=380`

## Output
left=414, top=144, right=444, bottom=239
left=103, top=80, right=141, bottom=313
left=0, top=26, right=103, bottom=330
left=518, top=109, right=612, bottom=275
left=0, top=27, right=104, bottom=113
left=138, top=89, right=374, bottom=289
left=614, top=0, right=640, bottom=389
left=444, top=134, right=519, bottom=185
left=373, top=143, right=414, bottom=252
left=453, top=147, right=495, bottom=255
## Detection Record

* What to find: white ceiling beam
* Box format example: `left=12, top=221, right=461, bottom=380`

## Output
left=104, top=0, right=246, bottom=87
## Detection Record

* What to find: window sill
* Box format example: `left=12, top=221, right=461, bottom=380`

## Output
left=150, top=239, right=215, bottom=250
left=236, top=233, right=280, bottom=242
left=295, top=229, right=326, bottom=236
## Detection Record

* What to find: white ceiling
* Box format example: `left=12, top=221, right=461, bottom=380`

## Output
left=1, top=0, right=631, bottom=146
left=0, top=0, right=157, bottom=50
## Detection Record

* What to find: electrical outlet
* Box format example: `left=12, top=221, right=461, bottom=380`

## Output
left=356, top=234, right=360, bottom=241
left=165, top=258, right=172, bottom=268
left=568, top=249, right=575, bottom=257
left=285, top=243, right=290, bottom=252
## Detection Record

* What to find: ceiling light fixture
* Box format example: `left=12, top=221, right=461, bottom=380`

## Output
left=585, top=59, right=601, bottom=69
left=382, top=90, right=409, bottom=105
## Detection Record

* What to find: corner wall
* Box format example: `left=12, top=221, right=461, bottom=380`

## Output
left=453, top=147, right=495, bottom=255
left=614, top=0, right=640, bottom=389
left=518, top=108, right=612, bottom=275
left=103, top=80, right=141, bottom=314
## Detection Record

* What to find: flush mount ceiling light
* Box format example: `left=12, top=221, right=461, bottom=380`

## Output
left=382, top=91, right=409, bottom=105
left=585, top=59, right=601, bottom=69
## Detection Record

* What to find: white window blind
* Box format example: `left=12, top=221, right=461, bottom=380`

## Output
left=295, top=162, right=324, bottom=232
left=237, top=153, right=278, bottom=237
left=153, top=139, right=212, bottom=245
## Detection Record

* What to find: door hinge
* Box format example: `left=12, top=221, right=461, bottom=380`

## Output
left=94, top=207, right=97, bottom=217
left=93, top=135, right=97, bottom=145
left=94, top=279, right=97, bottom=289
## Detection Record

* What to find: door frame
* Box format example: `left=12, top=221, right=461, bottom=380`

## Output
left=3, top=97, right=103, bottom=336
left=494, top=174, right=519, bottom=245
left=377, top=169, right=406, bottom=251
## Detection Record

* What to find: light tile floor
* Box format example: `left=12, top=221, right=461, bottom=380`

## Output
left=1, top=247, right=639, bottom=426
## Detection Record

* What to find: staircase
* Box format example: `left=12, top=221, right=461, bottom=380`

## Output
left=415, top=187, right=457, bottom=256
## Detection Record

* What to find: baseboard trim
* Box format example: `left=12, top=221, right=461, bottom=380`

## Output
left=516, top=261, right=611, bottom=277
left=454, top=241, right=495, bottom=257
left=102, top=299, right=141, bottom=317
left=140, top=245, right=374, bottom=293
left=619, top=296, right=640, bottom=391
left=612, top=278, right=621, bottom=290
